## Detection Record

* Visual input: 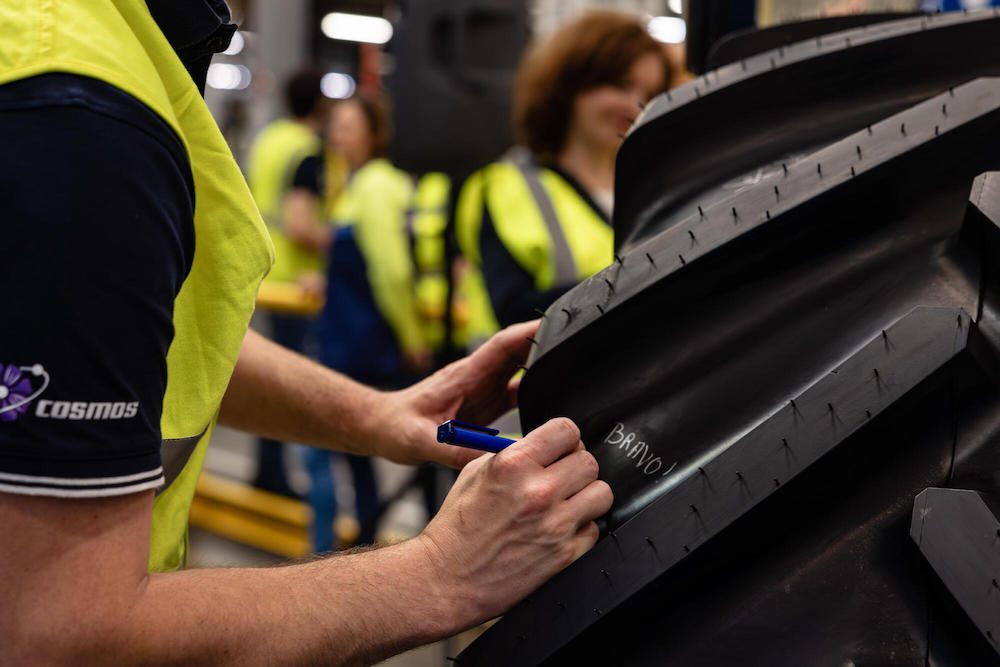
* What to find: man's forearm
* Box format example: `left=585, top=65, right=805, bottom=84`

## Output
left=219, top=329, right=383, bottom=456
left=138, top=540, right=464, bottom=666
left=222, top=319, right=546, bottom=470
left=15, top=537, right=469, bottom=666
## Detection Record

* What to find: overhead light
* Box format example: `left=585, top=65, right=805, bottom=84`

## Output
left=649, top=16, right=686, bottom=44
left=668, top=0, right=683, bottom=14
left=321, top=72, right=357, bottom=99
left=222, top=30, right=244, bottom=56
left=321, top=12, right=393, bottom=44
left=206, top=63, right=251, bottom=90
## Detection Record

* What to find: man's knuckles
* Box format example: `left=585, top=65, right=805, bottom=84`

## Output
left=574, top=449, right=600, bottom=481
left=492, top=447, right=531, bottom=476
left=519, top=481, right=557, bottom=516
left=546, top=417, right=580, bottom=443
left=516, top=465, right=603, bottom=518
left=585, top=480, right=614, bottom=517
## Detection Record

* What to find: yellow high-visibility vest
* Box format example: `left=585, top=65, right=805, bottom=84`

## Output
left=330, top=158, right=424, bottom=355
left=455, top=155, right=612, bottom=333
left=247, top=119, right=322, bottom=285
left=409, top=172, right=483, bottom=351
left=0, top=1, right=274, bottom=571
left=410, top=173, right=450, bottom=343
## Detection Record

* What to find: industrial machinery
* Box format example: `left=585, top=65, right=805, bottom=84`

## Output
left=388, top=0, right=530, bottom=176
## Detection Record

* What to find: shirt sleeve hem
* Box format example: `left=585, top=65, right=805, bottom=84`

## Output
left=0, top=467, right=164, bottom=498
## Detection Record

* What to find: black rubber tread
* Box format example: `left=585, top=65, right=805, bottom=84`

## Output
left=530, top=79, right=1000, bottom=380
left=614, top=9, right=1000, bottom=252
left=966, top=172, right=1000, bottom=352
left=458, top=80, right=1000, bottom=666
left=911, top=488, right=1000, bottom=653
left=465, top=309, right=971, bottom=667
left=705, top=13, right=919, bottom=72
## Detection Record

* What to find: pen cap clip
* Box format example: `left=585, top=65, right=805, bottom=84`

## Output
left=437, top=419, right=500, bottom=443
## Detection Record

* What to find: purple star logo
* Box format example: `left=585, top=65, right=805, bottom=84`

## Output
left=0, top=363, right=42, bottom=422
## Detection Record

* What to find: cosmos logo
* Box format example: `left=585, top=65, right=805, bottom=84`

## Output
left=0, top=363, right=49, bottom=423
left=35, top=400, right=139, bottom=421
left=0, top=363, right=139, bottom=422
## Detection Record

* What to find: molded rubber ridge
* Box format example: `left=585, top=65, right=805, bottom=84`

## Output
left=911, top=487, right=1000, bottom=655
left=614, top=9, right=1000, bottom=252
left=705, top=13, right=919, bottom=72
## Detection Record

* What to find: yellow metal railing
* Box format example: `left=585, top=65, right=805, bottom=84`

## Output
left=190, top=473, right=312, bottom=558
left=255, top=282, right=323, bottom=317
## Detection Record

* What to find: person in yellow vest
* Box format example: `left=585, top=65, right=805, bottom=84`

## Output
left=409, top=172, right=455, bottom=360
left=318, top=94, right=431, bottom=381
left=0, top=2, right=613, bottom=663
left=305, top=94, right=427, bottom=551
left=245, top=68, right=340, bottom=498
left=408, top=172, right=500, bottom=361
left=456, top=11, right=671, bottom=328
left=248, top=68, right=336, bottom=294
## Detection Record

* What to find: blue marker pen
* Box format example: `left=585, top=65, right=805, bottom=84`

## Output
left=437, top=419, right=516, bottom=453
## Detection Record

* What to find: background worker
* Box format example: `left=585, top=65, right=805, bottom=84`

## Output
left=409, top=171, right=462, bottom=367
left=457, top=11, right=671, bottom=327
left=306, top=94, right=429, bottom=549
left=245, top=67, right=343, bottom=498
left=0, top=1, right=611, bottom=664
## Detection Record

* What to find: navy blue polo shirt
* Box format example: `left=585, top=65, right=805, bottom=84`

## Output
left=0, top=73, right=196, bottom=496
left=0, top=0, right=239, bottom=497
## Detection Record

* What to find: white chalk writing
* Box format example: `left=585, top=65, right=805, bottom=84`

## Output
left=604, top=423, right=678, bottom=478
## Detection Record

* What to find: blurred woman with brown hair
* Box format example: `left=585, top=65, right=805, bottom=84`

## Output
left=306, top=93, right=428, bottom=551
left=456, top=11, right=671, bottom=328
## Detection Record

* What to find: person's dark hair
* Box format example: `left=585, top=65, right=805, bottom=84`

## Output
left=514, top=11, right=671, bottom=158
left=346, top=93, right=392, bottom=159
left=285, top=67, right=325, bottom=119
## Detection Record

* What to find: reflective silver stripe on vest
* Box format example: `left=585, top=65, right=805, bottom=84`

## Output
left=156, top=428, right=208, bottom=495
left=510, top=160, right=578, bottom=285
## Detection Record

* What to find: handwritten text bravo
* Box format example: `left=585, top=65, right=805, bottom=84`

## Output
left=604, top=423, right=678, bottom=478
